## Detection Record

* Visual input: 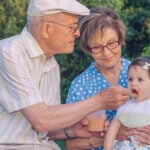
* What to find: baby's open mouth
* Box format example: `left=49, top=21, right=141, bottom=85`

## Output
left=131, top=89, right=138, bottom=98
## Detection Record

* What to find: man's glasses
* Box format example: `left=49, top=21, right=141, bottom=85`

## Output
left=48, top=21, right=78, bottom=33
left=90, top=41, right=120, bottom=54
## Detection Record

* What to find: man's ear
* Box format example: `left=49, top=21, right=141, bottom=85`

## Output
left=42, top=22, right=53, bottom=38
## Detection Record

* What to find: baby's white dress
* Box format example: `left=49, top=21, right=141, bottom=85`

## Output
left=113, top=99, right=150, bottom=150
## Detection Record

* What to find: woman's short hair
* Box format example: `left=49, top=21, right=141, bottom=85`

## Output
left=77, top=6, right=127, bottom=53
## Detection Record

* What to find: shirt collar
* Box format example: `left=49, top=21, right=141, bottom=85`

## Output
left=21, top=27, right=58, bottom=71
left=21, top=27, right=44, bottom=58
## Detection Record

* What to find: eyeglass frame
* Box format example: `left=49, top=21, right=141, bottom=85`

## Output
left=90, top=41, right=120, bottom=54
left=47, top=20, right=78, bottom=33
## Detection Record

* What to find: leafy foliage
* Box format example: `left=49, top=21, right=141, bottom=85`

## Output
left=55, top=44, right=93, bottom=103
left=0, top=0, right=149, bottom=104
left=0, top=0, right=149, bottom=149
left=0, top=0, right=29, bottom=39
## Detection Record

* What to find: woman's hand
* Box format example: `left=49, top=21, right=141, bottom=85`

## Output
left=116, top=125, right=134, bottom=141
left=117, top=124, right=150, bottom=145
left=134, top=125, right=150, bottom=145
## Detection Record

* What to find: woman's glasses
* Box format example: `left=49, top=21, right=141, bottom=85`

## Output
left=90, top=41, right=120, bottom=54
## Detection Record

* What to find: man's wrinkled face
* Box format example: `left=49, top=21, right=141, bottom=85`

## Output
left=45, top=12, right=79, bottom=57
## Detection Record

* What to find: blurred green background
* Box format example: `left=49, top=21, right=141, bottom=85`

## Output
left=0, top=0, right=149, bottom=149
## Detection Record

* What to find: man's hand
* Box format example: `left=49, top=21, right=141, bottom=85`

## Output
left=69, top=116, right=109, bottom=138
left=65, top=137, right=104, bottom=150
left=68, top=119, right=92, bottom=138
left=98, top=86, right=129, bottom=110
left=65, top=117, right=109, bottom=150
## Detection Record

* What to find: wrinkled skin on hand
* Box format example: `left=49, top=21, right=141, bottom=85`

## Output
left=68, top=119, right=93, bottom=138
left=65, top=118, right=109, bottom=150
left=89, top=136, right=104, bottom=148
left=71, top=117, right=109, bottom=138
left=65, top=137, right=104, bottom=150
left=99, top=86, right=129, bottom=110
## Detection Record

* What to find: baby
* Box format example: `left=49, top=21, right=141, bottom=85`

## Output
left=104, top=56, right=150, bottom=150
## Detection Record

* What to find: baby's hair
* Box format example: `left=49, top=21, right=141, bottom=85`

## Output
left=128, top=56, right=150, bottom=77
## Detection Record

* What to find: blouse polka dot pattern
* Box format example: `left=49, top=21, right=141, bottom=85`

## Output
left=66, top=57, right=130, bottom=150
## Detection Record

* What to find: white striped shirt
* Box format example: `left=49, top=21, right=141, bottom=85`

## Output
left=0, top=27, right=60, bottom=148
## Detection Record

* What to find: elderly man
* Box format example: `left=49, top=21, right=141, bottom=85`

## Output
left=0, top=0, right=129, bottom=149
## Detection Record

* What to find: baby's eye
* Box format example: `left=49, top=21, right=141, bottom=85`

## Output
left=128, top=78, right=133, bottom=81
left=138, top=78, right=143, bottom=82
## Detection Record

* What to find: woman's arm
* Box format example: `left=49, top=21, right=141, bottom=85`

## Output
left=104, top=118, right=121, bottom=150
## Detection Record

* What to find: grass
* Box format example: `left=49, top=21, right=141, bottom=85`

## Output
left=55, top=140, right=65, bottom=150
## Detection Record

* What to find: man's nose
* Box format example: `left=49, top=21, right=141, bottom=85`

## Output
left=74, top=28, right=80, bottom=37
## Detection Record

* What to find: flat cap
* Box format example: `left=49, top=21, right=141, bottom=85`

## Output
left=27, top=0, right=90, bottom=16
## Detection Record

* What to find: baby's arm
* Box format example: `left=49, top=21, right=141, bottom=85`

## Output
left=104, top=118, right=121, bottom=150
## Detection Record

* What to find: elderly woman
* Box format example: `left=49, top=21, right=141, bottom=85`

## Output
left=65, top=7, right=150, bottom=150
